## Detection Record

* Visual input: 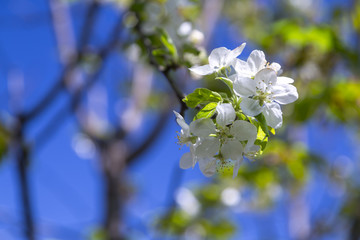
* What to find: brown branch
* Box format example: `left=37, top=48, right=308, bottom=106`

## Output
left=126, top=108, right=171, bottom=164
left=133, top=19, right=187, bottom=116
left=34, top=16, right=123, bottom=148
left=162, top=68, right=187, bottom=116
left=99, top=141, right=127, bottom=240
left=348, top=199, right=360, bottom=240
left=13, top=118, right=35, bottom=240
left=22, top=0, right=100, bottom=122
left=12, top=4, right=101, bottom=240
left=77, top=0, right=100, bottom=51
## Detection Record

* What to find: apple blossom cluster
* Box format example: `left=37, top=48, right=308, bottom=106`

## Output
left=174, top=43, right=298, bottom=178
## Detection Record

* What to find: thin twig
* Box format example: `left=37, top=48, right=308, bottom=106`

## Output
left=133, top=20, right=187, bottom=116
left=162, top=69, right=187, bottom=116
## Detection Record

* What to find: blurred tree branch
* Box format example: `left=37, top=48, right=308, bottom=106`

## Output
left=12, top=118, right=34, bottom=240
left=22, top=0, right=100, bottom=123
left=11, top=1, right=104, bottom=240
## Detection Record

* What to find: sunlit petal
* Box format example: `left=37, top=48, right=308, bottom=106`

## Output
left=198, top=157, right=217, bottom=177
left=225, top=43, right=246, bottom=65
left=247, top=50, right=266, bottom=73
left=189, top=64, right=215, bottom=76
left=254, top=68, right=277, bottom=88
left=179, top=152, right=193, bottom=169
left=216, top=103, right=236, bottom=127
left=173, top=111, right=189, bottom=134
left=263, top=102, right=283, bottom=129
left=230, top=120, right=257, bottom=141
left=272, top=83, right=299, bottom=104
left=240, top=98, right=263, bottom=117
left=232, top=157, right=243, bottom=178
left=190, top=118, right=216, bottom=137
left=233, top=76, right=257, bottom=97
left=208, top=47, right=231, bottom=69
left=221, top=140, right=244, bottom=160
left=195, top=137, right=220, bottom=158
left=277, top=76, right=294, bottom=84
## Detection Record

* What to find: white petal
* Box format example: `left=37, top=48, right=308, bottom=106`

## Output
left=228, top=74, right=237, bottom=82
left=230, top=120, right=257, bottom=141
left=224, top=43, right=246, bottom=65
left=216, top=103, right=236, bottom=127
left=173, top=111, right=190, bottom=133
left=189, top=64, right=214, bottom=76
left=232, top=59, right=252, bottom=77
left=221, top=140, right=244, bottom=160
left=263, top=102, right=283, bottom=129
left=195, top=137, right=220, bottom=158
left=190, top=144, right=198, bottom=167
left=232, top=157, right=243, bottom=178
left=277, top=76, right=294, bottom=84
left=240, top=98, right=263, bottom=117
left=254, top=68, right=277, bottom=89
left=269, top=62, right=281, bottom=73
left=208, top=47, right=231, bottom=69
left=272, top=83, right=298, bottom=104
left=233, top=76, right=257, bottom=97
left=247, top=50, right=266, bottom=74
left=245, top=144, right=260, bottom=153
left=244, top=144, right=260, bottom=159
left=198, top=157, right=217, bottom=177
left=190, top=118, right=216, bottom=137
left=179, top=152, right=193, bottom=169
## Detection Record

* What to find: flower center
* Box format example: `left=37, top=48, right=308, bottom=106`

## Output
left=253, top=91, right=271, bottom=106
left=176, top=134, right=197, bottom=145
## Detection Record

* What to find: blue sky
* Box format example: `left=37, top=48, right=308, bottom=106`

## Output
left=0, top=0, right=358, bottom=239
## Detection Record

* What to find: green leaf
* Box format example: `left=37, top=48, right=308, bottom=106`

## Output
left=183, top=43, right=201, bottom=55
left=183, top=88, right=222, bottom=108
left=194, top=102, right=218, bottom=120
left=90, top=229, right=107, bottom=240
left=158, top=29, right=178, bottom=59
left=216, top=77, right=233, bottom=91
left=152, top=49, right=168, bottom=57
left=255, top=113, right=270, bottom=137
left=236, top=112, right=247, bottom=121
left=268, top=126, right=276, bottom=135
left=219, top=92, right=228, bottom=99
left=0, top=125, right=9, bottom=165
left=253, top=121, right=268, bottom=151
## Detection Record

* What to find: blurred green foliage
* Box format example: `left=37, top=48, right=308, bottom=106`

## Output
left=2, top=0, right=359, bottom=239
left=0, top=124, right=9, bottom=164
left=128, top=0, right=360, bottom=238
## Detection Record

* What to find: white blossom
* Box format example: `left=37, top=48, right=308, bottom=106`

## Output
left=232, top=49, right=282, bottom=78
left=233, top=68, right=298, bottom=129
left=189, top=43, right=246, bottom=76
left=176, top=43, right=299, bottom=178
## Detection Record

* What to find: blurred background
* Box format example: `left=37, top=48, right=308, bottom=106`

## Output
left=0, top=0, right=360, bottom=239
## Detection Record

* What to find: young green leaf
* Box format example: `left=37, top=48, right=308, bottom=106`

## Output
left=194, top=102, right=218, bottom=120
left=183, top=88, right=222, bottom=108
left=158, top=29, right=178, bottom=59
left=216, top=77, right=233, bottom=91
left=255, top=113, right=270, bottom=137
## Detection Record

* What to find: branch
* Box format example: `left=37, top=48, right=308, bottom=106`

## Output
left=34, top=16, right=123, bottom=148
left=162, top=68, right=187, bottom=116
left=133, top=20, right=188, bottom=116
left=348, top=202, right=360, bottom=240
left=126, top=107, right=171, bottom=165
left=13, top=118, right=35, bottom=240
left=22, top=0, right=100, bottom=122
